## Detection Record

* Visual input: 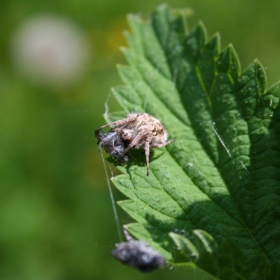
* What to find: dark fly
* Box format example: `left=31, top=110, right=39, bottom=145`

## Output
left=95, top=129, right=130, bottom=163
left=111, top=228, right=166, bottom=272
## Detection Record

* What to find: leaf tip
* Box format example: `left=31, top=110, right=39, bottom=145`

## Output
left=217, top=44, right=241, bottom=77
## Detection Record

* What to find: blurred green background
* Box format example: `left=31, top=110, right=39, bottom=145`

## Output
left=1, top=0, right=280, bottom=279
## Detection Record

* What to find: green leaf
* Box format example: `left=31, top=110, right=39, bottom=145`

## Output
left=108, top=4, right=280, bottom=279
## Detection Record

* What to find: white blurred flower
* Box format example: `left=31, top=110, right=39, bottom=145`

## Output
left=11, top=15, right=89, bottom=88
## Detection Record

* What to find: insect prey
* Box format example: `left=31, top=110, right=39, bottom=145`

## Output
left=95, top=129, right=130, bottom=163
left=111, top=227, right=166, bottom=272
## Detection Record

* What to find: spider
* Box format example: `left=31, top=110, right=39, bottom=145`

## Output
left=96, top=113, right=174, bottom=175
left=95, top=129, right=130, bottom=163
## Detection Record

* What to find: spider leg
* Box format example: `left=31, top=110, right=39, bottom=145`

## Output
left=145, top=137, right=152, bottom=176
left=123, top=131, right=147, bottom=153
left=98, top=115, right=138, bottom=130
left=123, top=132, right=151, bottom=176
left=150, top=138, right=175, bottom=148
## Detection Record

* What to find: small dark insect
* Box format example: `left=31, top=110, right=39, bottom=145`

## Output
left=111, top=228, right=166, bottom=272
left=96, top=113, right=174, bottom=175
left=95, top=129, right=130, bottom=163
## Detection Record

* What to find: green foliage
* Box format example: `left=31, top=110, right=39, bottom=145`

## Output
left=109, top=4, right=280, bottom=279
